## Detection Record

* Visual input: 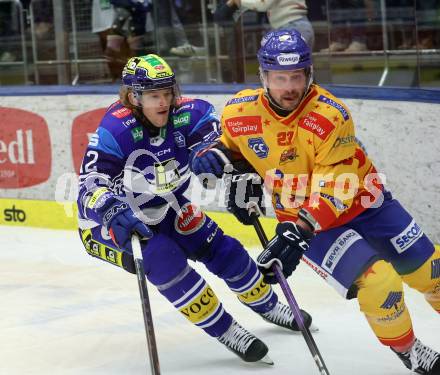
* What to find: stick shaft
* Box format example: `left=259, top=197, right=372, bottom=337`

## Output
left=132, top=236, right=161, bottom=375
left=252, top=218, right=330, bottom=375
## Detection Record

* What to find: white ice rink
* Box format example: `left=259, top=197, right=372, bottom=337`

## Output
left=1, top=226, right=439, bottom=375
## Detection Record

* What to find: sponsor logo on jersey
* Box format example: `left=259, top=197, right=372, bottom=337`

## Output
left=302, top=256, right=329, bottom=280
left=320, top=193, right=348, bottom=211
left=177, top=97, right=194, bottom=105
left=277, top=53, right=300, bottom=65
left=175, top=202, right=206, bottom=235
left=332, top=135, right=356, bottom=148
left=131, top=126, right=143, bottom=142
left=155, top=148, right=171, bottom=157
left=173, top=112, right=191, bottom=128
left=225, top=116, right=263, bottom=137
left=279, top=147, right=299, bottom=164
left=154, top=158, right=180, bottom=192
left=174, top=131, right=186, bottom=148
left=318, top=95, right=350, bottom=120
left=72, top=107, right=107, bottom=174
left=322, top=229, right=362, bottom=272
left=177, top=103, right=194, bottom=111
left=0, top=107, right=51, bottom=188
left=206, top=226, right=219, bottom=244
left=122, top=117, right=136, bottom=127
left=299, top=112, right=335, bottom=140
left=226, top=95, right=258, bottom=106
left=380, top=291, right=403, bottom=309
left=390, top=219, right=423, bottom=253
left=111, top=107, right=131, bottom=119
left=248, top=137, right=269, bottom=158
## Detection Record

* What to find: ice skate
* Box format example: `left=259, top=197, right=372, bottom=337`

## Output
left=217, top=320, right=273, bottom=364
left=260, top=301, right=318, bottom=332
left=391, top=338, right=440, bottom=374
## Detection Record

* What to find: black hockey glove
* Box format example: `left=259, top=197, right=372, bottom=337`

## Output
left=257, top=222, right=313, bottom=284
left=213, top=0, right=238, bottom=26
left=225, top=172, right=265, bottom=225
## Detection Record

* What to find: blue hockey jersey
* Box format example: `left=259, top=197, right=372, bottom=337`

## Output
left=77, top=98, right=220, bottom=229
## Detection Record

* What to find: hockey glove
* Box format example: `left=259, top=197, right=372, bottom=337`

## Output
left=191, top=142, right=231, bottom=179
left=213, top=0, right=239, bottom=26
left=257, top=222, right=313, bottom=284
left=226, top=173, right=265, bottom=225
left=101, top=198, right=153, bottom=253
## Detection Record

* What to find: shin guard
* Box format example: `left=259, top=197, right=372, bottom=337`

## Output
left=401, top=247, right=440, bottom=314
left=226, top=259, right=278, bottom=314
left=356, top=260, right=414, bottom=349
left=157, top=265, right=232, bottom=337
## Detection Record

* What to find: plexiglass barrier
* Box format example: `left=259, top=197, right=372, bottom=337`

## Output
left=0, top=0, right=438, bottom=87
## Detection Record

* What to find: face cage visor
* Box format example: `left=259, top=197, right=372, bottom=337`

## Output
left=129, top=83, right=181, bottom=109
left=259, top=66, right=314, bottom=110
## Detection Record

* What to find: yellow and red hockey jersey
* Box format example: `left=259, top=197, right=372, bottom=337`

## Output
left=220, top=84, right=384, bottom=231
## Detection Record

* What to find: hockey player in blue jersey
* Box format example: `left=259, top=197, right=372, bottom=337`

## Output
left=77, top=54, right=314, bottom=364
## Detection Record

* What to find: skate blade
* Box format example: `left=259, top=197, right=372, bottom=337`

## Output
left=259, top=354, right=274, bottom=365
left=309, top=323, right=319, bottom=332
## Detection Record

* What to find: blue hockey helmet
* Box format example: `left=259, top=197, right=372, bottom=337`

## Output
left=257, top=29, right=312, bottom=71
left=122, top=54, right=176, bottom=91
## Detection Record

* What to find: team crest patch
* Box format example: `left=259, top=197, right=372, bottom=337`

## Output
left=318, top=95, right=350, bottom=121
left=279, top=147, right=298, bottom=164
left=175, top=202, right=206, bottom=235
left=174, top=131, right=186, bottom=148
left=248, top=137, right=269, bottom=158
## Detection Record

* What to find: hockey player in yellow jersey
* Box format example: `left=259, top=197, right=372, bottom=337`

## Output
left=191, top=29, right=440, bottom=374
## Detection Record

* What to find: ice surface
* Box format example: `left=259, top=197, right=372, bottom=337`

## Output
left=1, top=226, right=439, bottom=375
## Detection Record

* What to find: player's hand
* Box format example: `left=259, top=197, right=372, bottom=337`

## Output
left=191, top=142, right=231, bottom=178
left=226, top=173, right=265, bottom=225
left=257, top=222, right=313, bottom=284
left=102, top=199, right=153, bottom=252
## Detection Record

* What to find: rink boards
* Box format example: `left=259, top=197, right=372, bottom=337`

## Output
left=0, top=85, right=439, bottom=243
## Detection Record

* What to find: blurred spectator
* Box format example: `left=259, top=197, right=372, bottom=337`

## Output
left=105, top=0, right=151, bottom=63
left=0, top=1, right=19, bottom=63
left=92, top=0, right=126, bottom=81
left=158, top=0, right=206, bottom=57
left=214, top=0, right=314, bottom=50
left=415, top=0, right=439, bottom=49
left=386, top=0, right=439, bottom=50
left=321, top=0, right=375, bottom=52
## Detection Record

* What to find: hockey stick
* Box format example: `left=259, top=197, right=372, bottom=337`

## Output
left=131, top=235, right=161, bottom=375
left=250, top=214, right=331, bottom=375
